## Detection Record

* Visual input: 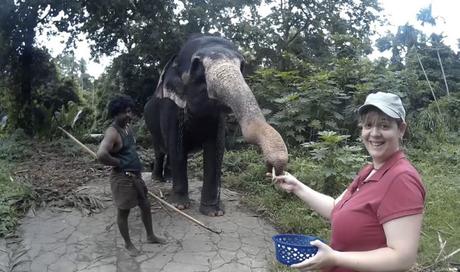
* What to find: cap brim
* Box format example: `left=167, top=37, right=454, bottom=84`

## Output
left=358, top=104, right=403, bottom=121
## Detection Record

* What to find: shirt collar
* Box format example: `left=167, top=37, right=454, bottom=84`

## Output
left=365, top=150, right=406, bottom=182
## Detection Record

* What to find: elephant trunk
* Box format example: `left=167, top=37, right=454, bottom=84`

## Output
left=203, top=58, right=288, bottom=174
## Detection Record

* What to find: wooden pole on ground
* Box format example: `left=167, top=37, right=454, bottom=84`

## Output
left=58, top=126, right=221, bottom=235
left=147, top=191, right=221, bottom=234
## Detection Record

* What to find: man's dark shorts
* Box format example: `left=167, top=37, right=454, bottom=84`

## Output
left=110, top=170, right=148, bottom=210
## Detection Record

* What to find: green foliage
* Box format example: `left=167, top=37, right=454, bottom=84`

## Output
left=249, top=67, right=351, bottom=145
left=417, top=4, right=436, bottom=26
left=222, top=148, right=330, bottom=239
left=0, top=144, right=34, bottom=237
left=0, top=130, right=34, bottom=162
left=0, top=167, right=32, bottom=237
left=51, top=101, right=95, bottom=139
left=409, top=94, right=460, bottom=147
left=1, top=46, right=85, bottom=136
left=222, top=148, right=263, bottom=175
left=302, top=131, right=367, bottom=195
left=408, top=145, right=460, bottom=268
left=246, top=0, right=381, bottom=68
left=0, top=0, right=87, bottom=135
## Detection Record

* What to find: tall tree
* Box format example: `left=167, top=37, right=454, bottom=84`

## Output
left=375, top=5, right=460, bottom=112
left=82, top=0, right=263, bottom=109
left=250, top=0, right=381, bottom=70
left=0, top=0, right=85, bottom=134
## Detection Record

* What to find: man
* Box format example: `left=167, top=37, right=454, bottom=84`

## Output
left=97, top=95, right=165, bottom=256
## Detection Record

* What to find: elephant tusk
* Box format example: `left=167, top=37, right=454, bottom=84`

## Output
left=59, top=126, right=222, bottom=235
left=272, top=167, right=276, bottom=182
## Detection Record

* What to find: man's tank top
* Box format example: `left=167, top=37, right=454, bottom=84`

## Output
left=112, top=123, right=142, bottom=172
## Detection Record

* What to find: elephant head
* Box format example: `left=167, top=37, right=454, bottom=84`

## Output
left=155, top=35, right=288, bottom=173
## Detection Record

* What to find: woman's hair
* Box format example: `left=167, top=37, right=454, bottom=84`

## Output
left=358, top=106, right=404, bottom=127
left=108, top=95, right=135, bottom=118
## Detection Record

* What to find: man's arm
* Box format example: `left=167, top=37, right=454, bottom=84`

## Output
left=97, top=127, right=122, bottom=167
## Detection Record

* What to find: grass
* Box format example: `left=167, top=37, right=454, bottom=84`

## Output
left=222, top=143, right=460, bottom=271
left=0, top=131, right=34, bottom=237
left=0, top=164, right=33, bottom=237
left=408, top=144, right=460, bottom=270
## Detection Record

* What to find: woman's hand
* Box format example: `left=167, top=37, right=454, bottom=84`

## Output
left=291, top=240, right=337, bottom=271
left=270, top=171, right=302, bottom=193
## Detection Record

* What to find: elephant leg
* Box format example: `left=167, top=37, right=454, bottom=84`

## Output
left=169, top=151, right=189, bottom=209
left=167, top=111, right=190, bottom=210
left=200, top=116, right=225, bottom=216
left=163, top=154, right=172, bottom=182
left=152, top=152, right=166, bottom=182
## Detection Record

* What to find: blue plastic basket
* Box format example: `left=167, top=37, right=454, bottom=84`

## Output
left=272, top=234, right=321, bottom=265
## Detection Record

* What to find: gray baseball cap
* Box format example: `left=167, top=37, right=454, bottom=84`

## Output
left=357, top=92, right=406, bottom=122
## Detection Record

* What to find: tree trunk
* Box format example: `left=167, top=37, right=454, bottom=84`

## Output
left=18, top=45, right=33, bottom=135
left=15, top=10, right=37, bottom=135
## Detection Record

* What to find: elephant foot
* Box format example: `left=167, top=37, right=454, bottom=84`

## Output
left=199, top=203, right=225, bottom=217
left=152, top=174, right=170, bottom=183
left=163, top=174, right=172, bottom=183
left=169, top=193, right=191, bottom=210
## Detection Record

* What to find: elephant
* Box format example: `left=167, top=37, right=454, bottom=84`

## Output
left=144, top=34, right=288, bottom=216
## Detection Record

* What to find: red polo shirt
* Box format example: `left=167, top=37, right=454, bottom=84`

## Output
left=326, top=151, right=425, bottom=272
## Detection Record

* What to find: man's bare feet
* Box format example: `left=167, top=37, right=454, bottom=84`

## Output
left=125, top=244, right=141, bottom=256
left=147, top=235, right=167, bottom=244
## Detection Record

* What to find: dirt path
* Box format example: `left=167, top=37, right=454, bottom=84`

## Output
left=0, top=142, right=279, bottom=272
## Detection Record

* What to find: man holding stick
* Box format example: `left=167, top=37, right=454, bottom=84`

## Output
left=97, top=95, right=166, bottom=256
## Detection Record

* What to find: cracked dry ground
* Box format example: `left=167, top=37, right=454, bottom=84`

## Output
left=0, top=141, right=278, bottom=272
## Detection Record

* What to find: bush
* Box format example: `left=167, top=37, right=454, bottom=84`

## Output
left=301, top=131, right=368, bottom=195
left=0, top=129, right=34, bottom=162
left=409, top=94, right=460, bottom=148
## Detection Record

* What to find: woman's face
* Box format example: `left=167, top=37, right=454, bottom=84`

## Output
left=360, top=110, right=406, bottom=166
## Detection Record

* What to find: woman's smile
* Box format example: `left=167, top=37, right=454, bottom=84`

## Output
left=360, top=111, right=406, bottom=167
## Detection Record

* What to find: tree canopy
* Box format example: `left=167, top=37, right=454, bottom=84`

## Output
left=0, top=0, right=458, bottom=145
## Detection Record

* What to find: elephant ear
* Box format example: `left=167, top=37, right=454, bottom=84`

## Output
left=155, top=55, right=187, bottom=108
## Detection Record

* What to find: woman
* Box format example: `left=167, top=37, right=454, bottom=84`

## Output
left=273, top=92, right=425, bottom=272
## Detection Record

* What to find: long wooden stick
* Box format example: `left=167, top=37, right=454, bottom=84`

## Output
left=58, top=127, right=97, bottom=158
left=147, top=191, right=221, bottom=234
left=58, top=126, right=221, bottom=234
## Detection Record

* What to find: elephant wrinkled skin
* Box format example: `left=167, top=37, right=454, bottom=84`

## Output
left=144, top=35, right=288, bottom=216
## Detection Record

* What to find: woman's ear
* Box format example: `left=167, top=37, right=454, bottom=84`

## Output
left=399, top=122, right=407, bottom=139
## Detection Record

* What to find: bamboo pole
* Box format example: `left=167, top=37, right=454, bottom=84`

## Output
left=416, top=53, right=443, bottom=117
left=58, top=127, right=97, bottom=158
left=58, top=126, right=221, bottom=235
left=147, top=191, right=221, bottom=234
left=436, top=48, right=450, bottom=96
